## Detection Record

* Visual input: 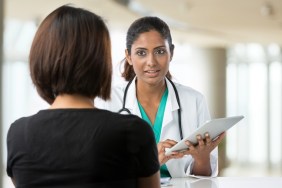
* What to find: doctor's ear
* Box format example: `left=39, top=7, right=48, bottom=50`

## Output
left=125, top=49, right=132, bottom=65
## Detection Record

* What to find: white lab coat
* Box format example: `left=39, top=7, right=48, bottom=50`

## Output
left=95, top=77, right=218, bottom=178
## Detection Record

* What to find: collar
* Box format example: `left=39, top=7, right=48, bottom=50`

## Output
left=124, top=77, right=180, bottom=116
left=165, top=77, right=180, bottom=112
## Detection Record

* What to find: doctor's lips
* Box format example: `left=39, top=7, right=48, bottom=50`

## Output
left=144, top=70, right=160, bottom=74
left=145, top=70, right=159, bottom=72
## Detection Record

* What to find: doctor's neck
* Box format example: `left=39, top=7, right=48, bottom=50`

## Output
left=135, top=79, right=167, bottom=100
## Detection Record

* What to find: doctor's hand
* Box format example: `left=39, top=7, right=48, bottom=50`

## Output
left=181, top=132, right=226, bottom=176
left=183, top=132, right=226, bottom=164
left=157, top=139, right=184, bottom=165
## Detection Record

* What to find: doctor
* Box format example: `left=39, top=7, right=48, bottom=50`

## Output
left=95, top=16, right=225, bottom=178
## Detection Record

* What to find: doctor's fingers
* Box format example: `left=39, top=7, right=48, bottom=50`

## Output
left=177, top=140, right=194, bottom=155
left=169, top=152, right=185, bottom=159
left=157, top=142, right=167, bottom=153
left=158, top=139, right=178, bottom=148
left=196, top=134, right=205, bottom=149
left=204, top=133, right=212, bottom=146
left=211, top=132, right=226, bottom=147
left=201, top=132, right=227, bottom=153
left=162, top=139, right=178, bottom=145
left=160, top=153, right=184, bottom=165
left=183, top=135, right=205, bottom=152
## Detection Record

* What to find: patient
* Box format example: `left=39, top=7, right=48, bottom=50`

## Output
left=6, top=5, right=160, bottom=188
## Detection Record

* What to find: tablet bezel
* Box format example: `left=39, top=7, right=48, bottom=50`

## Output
left=165, top=115, right=244, bottom=155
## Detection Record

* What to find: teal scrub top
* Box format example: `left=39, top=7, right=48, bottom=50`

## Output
left=137, top=88, right=171, bottom=177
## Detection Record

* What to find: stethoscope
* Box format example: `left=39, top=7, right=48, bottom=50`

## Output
left=118, top=77, right=183, bottom=140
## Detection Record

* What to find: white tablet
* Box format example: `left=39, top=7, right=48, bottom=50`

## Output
left=165, top=115, right=244, bottom=155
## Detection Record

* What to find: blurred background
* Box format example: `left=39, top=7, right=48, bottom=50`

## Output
left=1, top=0, right=282, bottom=187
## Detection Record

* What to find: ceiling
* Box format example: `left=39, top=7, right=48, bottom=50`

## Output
left=4, top=0, right=282, bottom=47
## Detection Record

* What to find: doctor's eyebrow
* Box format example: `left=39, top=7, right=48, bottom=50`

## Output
left=134, top=47, right=147, bottom=51
left=134, top=45, right=167, bottom=51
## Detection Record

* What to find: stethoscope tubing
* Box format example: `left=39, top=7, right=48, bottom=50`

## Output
left=118, top=77, right=183, bottom=140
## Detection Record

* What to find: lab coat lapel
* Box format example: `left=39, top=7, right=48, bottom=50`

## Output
left=123, top=77, right=179, bottom=124
left=162, top=78, right=180, bottom=128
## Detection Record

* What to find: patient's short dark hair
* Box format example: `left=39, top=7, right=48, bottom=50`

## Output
left=29, top=5, right=112, bottom=104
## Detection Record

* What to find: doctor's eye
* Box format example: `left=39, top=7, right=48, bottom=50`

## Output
left=154, top=48, right=167, bottom=55
left=136, top=50, right=147, bottom=56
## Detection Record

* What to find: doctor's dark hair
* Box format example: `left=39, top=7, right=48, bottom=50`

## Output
left=122, top=16, right=174, bottom=81
left=29, top=5, right=112, bottom=104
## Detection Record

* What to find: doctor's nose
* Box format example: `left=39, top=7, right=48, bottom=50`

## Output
left=146, top=54, right=157, bottom=67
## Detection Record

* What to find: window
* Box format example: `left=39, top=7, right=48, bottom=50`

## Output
left=226, top=44, right=282, bottom=175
